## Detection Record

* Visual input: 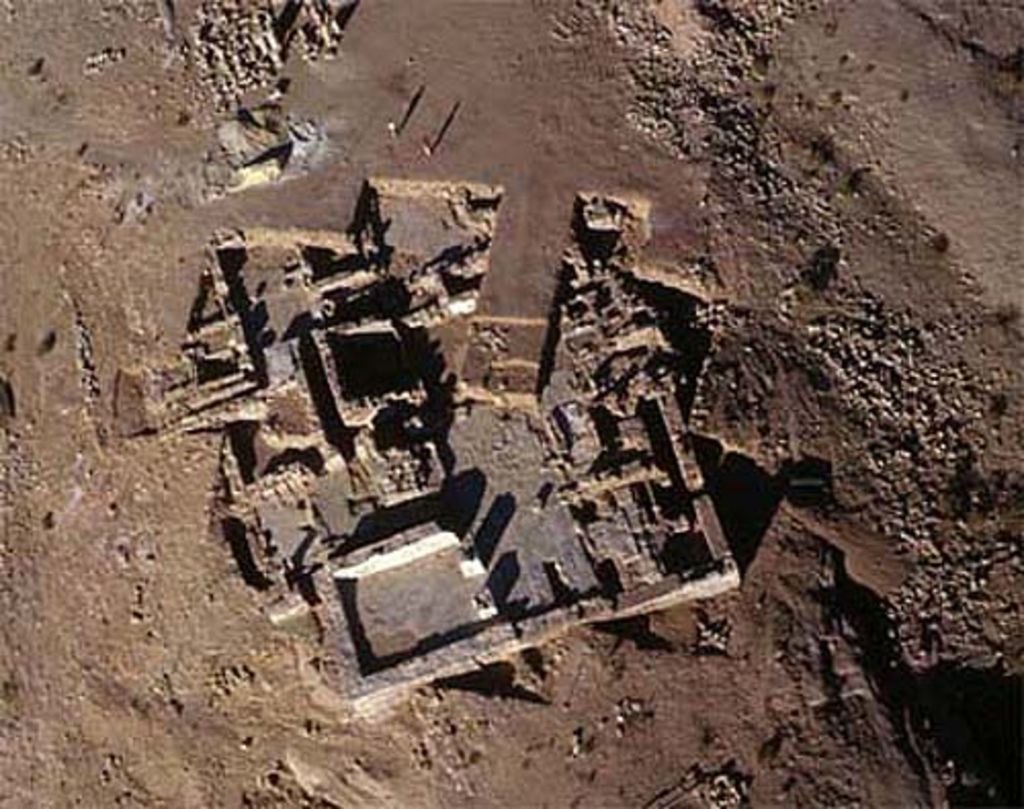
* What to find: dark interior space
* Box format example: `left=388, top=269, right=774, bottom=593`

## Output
left=369, top=400, right=438, bottom=455
left=297, top=334, right=354, bottom=453
left=535, top=260, right=572, bottom=396
left=321, top=277, right=411, bottom=325
left=401, top=324, right=460, bottom=475
left=691, top=432, right=724, bottom=479
left=335, top=577, right=376, bottom=674
left=334, top=0, right=360, bottom=31
left=638, top=398, right=688, bottom=498
left=273, top=0, right=303, bottom=52
left=284, top=530, right=322, bottom=606
left=651, top=479, right=688, bottom=521
left=222, top=517, right=273, bottom=591
left=594, top=557, right=624, bottom=601
left=329, top=328, right=418, bottom=400
left=589, top=404, right=621, bottom=450
left=339, top=492, right=442, bottom=554
left=194, top=353, right=240, bottom=385
left=542, top=561, right=577, bottom=606
left=659, top=530, right=714, bottom=575
left=226, top=421, right=259, bottom=484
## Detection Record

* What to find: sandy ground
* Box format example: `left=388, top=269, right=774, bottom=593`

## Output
left=0, top=1, right=1020, bottom=806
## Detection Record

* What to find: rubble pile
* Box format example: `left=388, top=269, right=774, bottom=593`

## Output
left=288, top=0, right=356, bottom=62
left=190, top=1, right=283, bottom=109
left=188, top=0, right=354, bottom=109
left=804, top=293, right=1022, bottom=666
left=806, top=293, right=989, bottom=547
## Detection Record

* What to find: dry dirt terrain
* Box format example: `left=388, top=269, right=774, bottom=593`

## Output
left=0, top=1, right=1021, bottom=807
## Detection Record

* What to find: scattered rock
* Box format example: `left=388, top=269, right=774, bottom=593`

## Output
left=84, top=46, right=126, bottom=76
left=37, top=329, right=56, bottom=355
left=186, top=0, right=355, bottom=109
left=73, top=308, right=100, bottom=406
left=115, top=187, right=155, bottom=225
left=646, top=761, right=752, bottom=809
left=614, top=697, right=654, bottom=736
left=802, top=244, right=841, bottom=291
left=694, top=609, right=731, bottom=656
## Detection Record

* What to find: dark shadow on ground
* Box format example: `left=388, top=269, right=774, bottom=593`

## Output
left=693, top=436, right=785, bottom=574
left=336, top=468, right=488, bottom=557
left=593, top=615, right=676, bottom=654
left=694, top=437, right=837, bottom=575
left=437, top=467, right=486, bottom=538
left=486, top=550, right=526, bottom=616
left=472, top=492, right=517, bottom=566
left=436, top=661, right=550, bottom=705
left=829, top=545, right=1022, bottom=807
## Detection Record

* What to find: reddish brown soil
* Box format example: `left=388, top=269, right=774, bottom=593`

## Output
left=0, top=1, right=1020, bottom=806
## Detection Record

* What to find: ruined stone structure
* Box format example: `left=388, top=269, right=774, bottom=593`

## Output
left=149, top=180, right=742, bottom=714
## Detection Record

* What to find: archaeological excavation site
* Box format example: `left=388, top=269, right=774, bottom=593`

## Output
left=143, top=183, right=744, bottom=714
left=0, top=1, right=1020, bottom=806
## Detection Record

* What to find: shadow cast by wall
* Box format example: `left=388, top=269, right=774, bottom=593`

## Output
left=436, top=661, right=550, bottom=705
